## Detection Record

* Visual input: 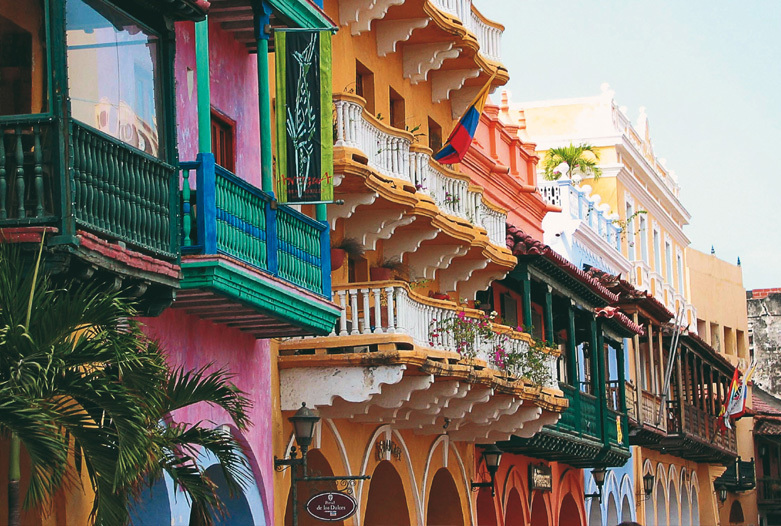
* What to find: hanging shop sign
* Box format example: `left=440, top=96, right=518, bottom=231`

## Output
left=306, top=491, right=358, bottom=522
left=529, top=463, right=553, bottom=492
left=274, top=29, right=334, bottom=203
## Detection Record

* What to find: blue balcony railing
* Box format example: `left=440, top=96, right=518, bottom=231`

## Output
left=180, top=153, right=330, bottom=298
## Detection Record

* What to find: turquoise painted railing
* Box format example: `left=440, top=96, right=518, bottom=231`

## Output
left=0, top=115, right=57, bottom=222
left=71, top=122, right=176, bottom=256
left=180, top=153, right=330, bottom=298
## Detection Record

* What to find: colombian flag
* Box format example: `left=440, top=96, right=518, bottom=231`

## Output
left=433, top=75, right=495, bottom=164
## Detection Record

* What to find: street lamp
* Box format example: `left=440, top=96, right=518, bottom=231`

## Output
left=585, top=467, right=608, bottom=502
left=716, top=483, right=728, bottom=504
left=275, top=403, right=369, bottom=526
left=471, top=444, right=503, bottom=497
left=642, top=472, right=655, bottom=500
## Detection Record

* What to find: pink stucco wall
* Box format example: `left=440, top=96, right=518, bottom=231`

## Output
left=175, top=21, right=262, bottom=187
left=140, top=309, right=273, bottom=525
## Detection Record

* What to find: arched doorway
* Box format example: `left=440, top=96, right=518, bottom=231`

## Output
left=588, top=499, right=603, bottom=526
left=285, top=449, right=342, bottom=526
left=681, top=489, right=691, bottom=526
left=505, top=487, right=525, bottom=526
left=729, top=500, right=745, bottom=524
left=476, top=488, right=497, bottom=526
left=621, top=495, right=632, bottom=523
left=129, top=476, right=172, bottom=526
left=559, top=494, right=581, bottom=526
left=364, top=460, right=411, bottom=526
left=530, top=491, right=549, bottom=526
left=656, top=480, right=668, bottom=526
left=669, top=484, right=680, bottom=526
left=692, top=489, right=700, bottom=526
left=427, top=468, right=465, bottom=526
left=606, top=496, right=618, bottom=526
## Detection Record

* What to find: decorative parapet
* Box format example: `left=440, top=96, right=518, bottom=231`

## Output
left=428, top=0, right=503, bottom=62
left=333, top=93, right=507, bottom=246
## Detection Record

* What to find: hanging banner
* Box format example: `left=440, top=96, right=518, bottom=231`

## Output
left=274, top=29, right=333, bottom=203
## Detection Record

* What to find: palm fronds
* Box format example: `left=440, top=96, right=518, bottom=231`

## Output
left=542, top=143, right=603, bottom=181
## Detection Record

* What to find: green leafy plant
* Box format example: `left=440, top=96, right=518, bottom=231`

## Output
left=542, top=143, right=602, bottom=181
left=332, top=237, right=365, bottom=259
left=429, top=310, right=498, bottom=361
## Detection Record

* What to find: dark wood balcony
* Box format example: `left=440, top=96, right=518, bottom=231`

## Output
left=653, top=399, right=737, bottom=464
left=627, top=386, right=669, bottom=446
left=758, top=477, right=781, bottom=513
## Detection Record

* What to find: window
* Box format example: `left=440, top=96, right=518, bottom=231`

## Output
left=500, top=292, right=518, bottom=328
left=0, top=0, right=48, bottom=115
left=389, top=86, right=405, bottom=130
left=428, top=117, right=442, bottom=153
left=665, top=241, right=673, bottom=283
left=639, top=215, right=648, bottom=263
left=211, top=110, right=235, bottom=172
left=355, top=59, right=375, bottom=114
left=66, top=0, right=163, bottom=156
left=653, top=229, right=661, bottom=272
left=677, top=253, right=684, bottom=293
left=578, top=342, right=593, bottom=394
left=626, top=201, right=635, bottom=261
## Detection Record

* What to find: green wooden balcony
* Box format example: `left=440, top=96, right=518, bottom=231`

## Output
left=500, top=382, right=631, bottom=468
left=175, top=153, right=340, bottom=337
left=0, top=117, right=177, bottom=257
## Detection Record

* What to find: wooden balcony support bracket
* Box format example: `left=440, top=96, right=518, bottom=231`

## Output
left=375, top=18, right=430, bottom=57
left=339, top=0, right=405, bottom=36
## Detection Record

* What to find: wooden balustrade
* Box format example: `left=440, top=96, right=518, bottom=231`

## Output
left=757, top=478, right=781, bottom=504
left=72, top=122, right=176, bottom=256
left=180, top=154, right=329, bottom=297
left=0, top=116, right=56, bottom=222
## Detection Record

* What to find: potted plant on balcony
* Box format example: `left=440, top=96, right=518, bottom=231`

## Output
left=370, top=257, right=408, bottom=281
left=331, top=238, right=364, bottom=271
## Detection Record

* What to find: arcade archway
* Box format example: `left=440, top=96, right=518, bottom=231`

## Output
left=505, top=487, right=525, bottom=526
left=476, top=489, right=497, bottom=526
left=559, top=494, right=581, bottom=526
left=530, top=491, right=549, bottom=526
left=427, top=468, right=465, bottom=526
left=364, top=460, right=411, bottom=526
left=285, top=449, right=342, bottom=526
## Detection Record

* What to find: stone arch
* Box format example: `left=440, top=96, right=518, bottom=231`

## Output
left=505, top=487, right=525, bottom=526
left=285, top=449, right=338, bottom=526
left=618, top=474, right=635, bottom=522
left=729, top=500, right=744, bottom=524
left=606, top=495, right=619, bottom=526
left=427, top=467, right=465, bottom=526
left=655, top=478, right=668, bottom=526
left=559, top=493, right=582, bottom=526
left=500, top=464, right=530, bottom=525
left=357, top=425, right=420, bottom=525
left=621, top=495, right=632, bottom=524
left=587, top=497, right=603, bottom=526
left=476, top=488, right=498, bottom=526
left=669, top=480, right=680, bottom=526
left=530, top=491, right=550, bottom=526
left=364, top=460, right=411, bottom=526
left=422, top=435, right=472, bottom=525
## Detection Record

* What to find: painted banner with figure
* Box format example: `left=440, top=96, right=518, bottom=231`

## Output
left=275, top=29, right=333, bottom=203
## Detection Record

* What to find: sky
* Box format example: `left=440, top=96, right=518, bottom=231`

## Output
left=478, top=0, right=781, bottom=290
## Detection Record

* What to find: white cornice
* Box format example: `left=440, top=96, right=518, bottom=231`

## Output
left=572, top=225, right=632, bottom=276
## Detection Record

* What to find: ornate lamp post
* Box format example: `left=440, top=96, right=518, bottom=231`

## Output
left=275, top=403, right=369, bottom=526
left=471, top=444, right=503, bottom=497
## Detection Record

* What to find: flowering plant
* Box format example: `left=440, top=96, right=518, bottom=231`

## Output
left=429, top=310, right=497, bottom=360
left=443, top=191, right=460, bottom=206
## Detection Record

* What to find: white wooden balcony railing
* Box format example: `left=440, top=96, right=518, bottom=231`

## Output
left=428, top=0, right=502, bottom=61
left=538, top=179, right=622, bottom=252
left=330, top=281, right=558, bottom=387
left=334, top=93, right=507, bottom=246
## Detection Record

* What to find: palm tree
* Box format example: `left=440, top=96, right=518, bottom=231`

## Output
left=542, top=143, right=603, bottom=181
left=0, top=243, right=252, bottom=525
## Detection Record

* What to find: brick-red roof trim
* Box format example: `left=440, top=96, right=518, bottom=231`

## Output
left=585, top=267, right=674, bottom=322
left=506, top=225, right=618, bottom=303
left=596, top=307, right=645, bottom=336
